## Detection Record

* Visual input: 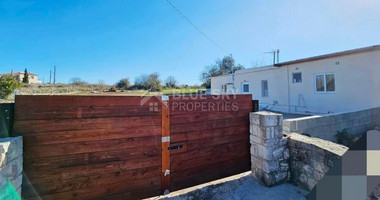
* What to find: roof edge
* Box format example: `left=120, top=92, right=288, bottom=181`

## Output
left=274, top=44, right=380, bottom=67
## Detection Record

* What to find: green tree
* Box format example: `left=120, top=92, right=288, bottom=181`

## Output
left=0, top=75, right=21, bottom=98
left=146, top=73, right=162, bottom=91
left=164, top=76, right=177, bottom=88
left=115, top=78, right=131, bottom=89
left=22, top=68, right=29, bottom=84
left=133, top=73, right=162, bottom=91
left=199, top=55, right=244, bottom=88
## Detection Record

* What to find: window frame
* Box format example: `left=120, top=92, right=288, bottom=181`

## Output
left=292, top=72, right=302, bottom=83
left=261, top=80, right=268, bottom=97
left=314, top=73, right=336, bottom=94
left=241, top=82, right=250, bottom=94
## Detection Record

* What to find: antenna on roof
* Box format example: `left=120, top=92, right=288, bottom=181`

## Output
left=264, top=50, right=276, bottom=65
left=276, top=49, right=280, bottom=63
left=264, top=49, right=280, bottom=65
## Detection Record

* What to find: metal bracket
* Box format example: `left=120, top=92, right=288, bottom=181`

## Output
left=164, top=169, right=170, bottom=176
left=162, top=136, right=170, bottom=143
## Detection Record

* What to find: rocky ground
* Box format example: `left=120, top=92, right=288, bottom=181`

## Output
left=149, top=172, right=308, bottom=200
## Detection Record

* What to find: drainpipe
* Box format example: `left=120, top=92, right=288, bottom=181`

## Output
left=287, top=65, right=291, bottom=113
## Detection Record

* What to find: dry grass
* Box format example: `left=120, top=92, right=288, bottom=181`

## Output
left=1, top=84, right=205, bottom=103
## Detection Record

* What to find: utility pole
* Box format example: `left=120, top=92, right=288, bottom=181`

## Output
left=53, top=65, right=56, bottom=84
left=49, top=70, right=52, bottom=84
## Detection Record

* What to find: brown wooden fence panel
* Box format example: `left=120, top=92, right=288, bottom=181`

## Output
left=13, top=95, right=162, bottom=200
left=168, top=94, right=252, bottom=191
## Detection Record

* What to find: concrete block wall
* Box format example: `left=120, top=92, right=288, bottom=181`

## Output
left=287, top=133, right=348, bottom=191
left=0, top=137, right=23, bottom=199
left=283, top=107, right=380, bottom=141
left=250, top=111, right=289, bottom=186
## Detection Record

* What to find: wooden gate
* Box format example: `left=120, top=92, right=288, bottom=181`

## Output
left=14, top=95, right=163, bottom=199
left=13, top=94, right=252, bottom=199
left=163, top=94, right=252, bottom=192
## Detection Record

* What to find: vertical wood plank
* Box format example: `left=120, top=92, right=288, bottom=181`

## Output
left=161, top=99, right=170, bottom=194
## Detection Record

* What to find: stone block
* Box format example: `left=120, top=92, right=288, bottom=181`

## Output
left=274, top=171, right=288, bottom=183
left=256, top=144, right=274, bottom=160
left=280, top=162, right=289, bottom=171
left=273, top=147, right=284, bottom=159
left=249, top=134, right=262, bottom=145
left=0, top=156, right=23, bottom=189
left=250, top=111, right=283, bottom=127
left=262, top=160, right=279, bottom=173
left=250, top=112, right=261, bottom=125
left=283, top=148, right=290, bottom=160
left=250, top=144, right=259, bottom=157
left=0, top=137, right=23, bottom=168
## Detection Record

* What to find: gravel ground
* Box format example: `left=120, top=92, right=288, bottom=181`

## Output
left=149, top=172, right=308, bottom=200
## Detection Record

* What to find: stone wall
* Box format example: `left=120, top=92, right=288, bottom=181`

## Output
left=0, top=137, right=23, bottom=199
left=250, top=111, right=289, bottom=186
left=283, top=107, right=380, bottom=141
left=287, top=133, right=348, bottom=191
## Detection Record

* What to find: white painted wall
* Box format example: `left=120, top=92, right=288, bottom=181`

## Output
left=211, top=49, right=380, bottom=114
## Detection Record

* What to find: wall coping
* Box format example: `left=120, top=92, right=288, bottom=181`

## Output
left=284, top=106, right=380, bottom=122
left=288, top=133, right=348, bottom=156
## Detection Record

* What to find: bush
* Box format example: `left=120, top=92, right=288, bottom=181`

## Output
left=115, top=78, right=130, bottom=89
left=334, top=128, right=356, bottom=147
left=0, top=75, right=21, bottom=98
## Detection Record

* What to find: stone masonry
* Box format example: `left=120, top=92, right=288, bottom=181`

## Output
left=250, top=111, right=289, bottom=186
left=0, top=136, right=23, bottom=199
left=287, top=133, right=348, bottom=191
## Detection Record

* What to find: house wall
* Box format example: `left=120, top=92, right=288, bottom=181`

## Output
left=15, top=74, right=40, bottom=84
left=211, top=49, right=380, bottom=114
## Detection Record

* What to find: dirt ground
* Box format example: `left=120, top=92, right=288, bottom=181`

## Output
left=149, top=172, right=308, bottom=200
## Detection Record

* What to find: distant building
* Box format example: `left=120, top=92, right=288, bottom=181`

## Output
left=0, top=72, right=41, bottom=84
left=211, top=45, right=380, bottom=115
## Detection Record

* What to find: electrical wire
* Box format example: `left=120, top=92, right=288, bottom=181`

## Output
left=165, top=0, right=227, bottom=53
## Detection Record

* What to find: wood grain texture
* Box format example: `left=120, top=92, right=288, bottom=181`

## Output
left=169, top=94, right=252, bottom=192
left=16, top=94, right=253, bottom=198
left=15, top=95, right=162, bottom=199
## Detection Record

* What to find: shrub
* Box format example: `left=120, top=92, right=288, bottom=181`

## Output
left=334, top=128, right=356, bottom=147
left=115, top=78, right=130, bottom=89
left=0, top=75, right=21, bottom=98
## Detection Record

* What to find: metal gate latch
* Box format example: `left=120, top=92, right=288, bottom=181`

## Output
left=168, top=145, right=183, bottom=150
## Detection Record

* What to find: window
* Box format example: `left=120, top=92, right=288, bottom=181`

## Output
left=222, top=85, right=227, bottom=93
left=326, top=74, right=335, bottom=92
left=261, top=80, right=268, bottom=97
left=292, top=73, right=302, bottom=83
left=242, top=83, right=249, bottom=94
left=315, top=73, right=335, bottom=93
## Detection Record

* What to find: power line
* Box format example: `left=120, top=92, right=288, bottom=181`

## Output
left=165, top=0, right=226, bottom=53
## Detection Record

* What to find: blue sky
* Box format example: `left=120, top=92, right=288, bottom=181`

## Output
left=0, top=0, right=379, bottom=85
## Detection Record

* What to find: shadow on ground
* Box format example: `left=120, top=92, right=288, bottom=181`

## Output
left=152, top=172, right=308, bottom=200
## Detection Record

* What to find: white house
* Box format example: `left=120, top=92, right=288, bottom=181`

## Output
left=211, top=45, right=380, bottom=115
